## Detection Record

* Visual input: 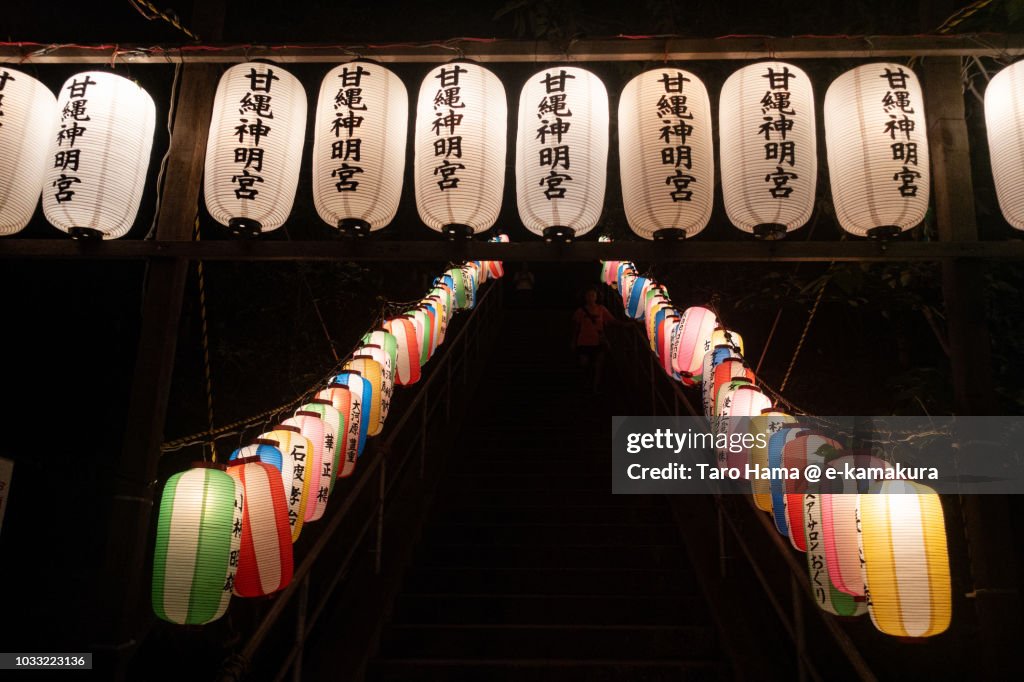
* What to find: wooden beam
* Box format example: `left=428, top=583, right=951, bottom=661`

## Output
left=2, top=238, right=1024, bottom=262
left=2, top=35, right=1023, bottom=64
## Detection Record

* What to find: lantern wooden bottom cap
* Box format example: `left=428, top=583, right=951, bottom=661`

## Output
left=867, top=225, right=901, bottom=240
left=753, top=223, right=788, bottom=240
left=442, top=224, right=474, bottom=240
left=543, top=226, right=574, bottom=243
left=69, top=226, right=105, bottom=241
left=337, top=218, right=371, bottom=237
left=227, top=217, right=263, bottom=238
left=653, top=228, right=686, bottom=241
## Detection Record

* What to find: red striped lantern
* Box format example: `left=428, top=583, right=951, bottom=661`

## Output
left=383, top=317, right=423, bottom=386
left=281, top=413, right=333, bottom=522
left=404, top=309, right=433, bottom=367
left=784, top=433, right=841, bottom=552
left=226, top=456, right=293, bottom=597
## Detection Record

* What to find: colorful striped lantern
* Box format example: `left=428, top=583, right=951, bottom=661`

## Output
left=281, top=413, right=333, bottom=522
left=803, top=492, right=867, bottom=617
left=704, top=350, right=745, bottom=418
left=822, top=454, right=892, bottom=597
left=362, top=330, right=398, bottom=379
left=720, top=62, right=817, bottom=239
left=226, top=456, right=293, bottom=597
left=442, top=268, right=469, bottom=310
left=784, top=433, right=841, bottom=552
left=859, top=482, right=951, bottom=637
left=314, top=384, right=361, bottom=472
left=341, top=360, right=382, bottom=436
left=0, top=67, right=56, bottom=236
left=44, top=71, right=156, bottom=239
left=656, top=313, right=680, bottom=375
left=313, top=61, right=408, bottom=235
left=619, top=68, right=714, bottom=240
left=722, top=385, right=772, bottom=471
left=616, top=262, right=637, bottom=294
left=712, top=377, right=756, bottom=465
left=749, top=410, right=795, bottom=511
left=601, top=260, right=621, bottom=288
left=824, top=64, right=929, bottom=238
left=985, top=60, right=1024, bottom=230
left=403, top=309, right=433, bottom=367
left=383, top=317, right=423, bottom=386
left=625, top=277, right=652, bottom=320
left=357, top=344, right=394, bottom=424
left=228, top=439, right=283, bottom=471
left=256, top=426, right=314, bottom=543
left=299, top=400, right=345, bottom=488
left=204, top=63, right=307, bottom=236
left=517, top=66, right=609, bottom=241
left=418, top=303, right=441, bottom=358
left=769, top=426, right=806, bottom=536
left=710, top=327, right=744, bottom=356
left=671, top=306, right=718, bottom=386
left=152, top=464, right=243, bottom=624
left=328, top=373, right=371, bottom=457
left=414, top=62, right=507, bottom=238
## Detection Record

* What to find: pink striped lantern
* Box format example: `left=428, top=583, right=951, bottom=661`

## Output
left=703, top=349, right=743, bottom=418
left=821, top=453, right=892, bottom=596
left=723, top=385, right=772, bottom=472
left=281, top=413, right=333, bottom=522
left=671, top=306, right=718, bottom=386
left=314, top=383, right=360, bottom=472
left=226, top=456, right=293, bottom=597
left=784, top=433, right=842, bottom=552
left=383, top=317, right=423, bottom=386
left=256, top=426, right=314, bottom=543
left=299, top=400, right=344, bottom=492
left=601, top=260, right=621, bottom=288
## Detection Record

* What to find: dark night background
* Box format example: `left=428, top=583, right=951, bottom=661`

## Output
left=0, top=0, right=1023, bottom=678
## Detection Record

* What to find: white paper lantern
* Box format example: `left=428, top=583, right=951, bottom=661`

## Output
left=313, top=61, right=407, bottom=235
left=517, top=66, right=608, bottom=241
left=0, top=68, right=56, bottom=236
left=824, top=63, right=929, bottom=238
left=204, top=62, right=307, bottom=236
left=42, top=71, right=155, bottom=239
left=984, top=61, right=1024, bottom=230
left=618, top=68, right=712, bottom=240
left=720, top=62, right=817, bottom=239
left=414, top=62, right=506, bottom=238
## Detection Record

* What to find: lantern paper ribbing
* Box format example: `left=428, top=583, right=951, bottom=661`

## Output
left=824, top=63, right=929, bottom=238
left=803, top=492, right=866, bottom=617
left=719, top=62, right=816, bottom=237
left=618, top=69, right=713, bottom=240
left=43, top=71, right=155, bottom=239
left=0, top=68, right=56, bottom=236
left=750, top=411, right=795, bottom=511
left=313, top=62, right=407, bottom=234
left=152, top=467, right=243, bottom=624
left=257, top=427, right=313, bottom=542
left=517, top=67, right=608, bottom=240
left=229, top=440, right=284, bottom=471
left=333, top=371, right=373, bottom=448
left=226, top=458, right=293, bottom=597
left=671, top=306, right=717, bottom=385
left=281, top=414, right=333, bottom=523
left=204, top=63, right=307, bottom=235
left=859, top=482, right=951, bottom=637
left=299, top=400, right=346, bottom=487
left=414, top=62, right=506, bottom=237
left=384, top=317, right=422, bottom=386
left=984, top=60, right=1024, bottom=230
left=315, top=383, right=362, bottom=470
left=358, top=344, right=394, bottom=423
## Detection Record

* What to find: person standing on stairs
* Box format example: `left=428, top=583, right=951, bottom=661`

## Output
left=571, top=287, right=620, bottom=393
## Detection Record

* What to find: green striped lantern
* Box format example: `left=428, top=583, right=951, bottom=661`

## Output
left=443, top=268, right=469, bottom=309
left=152, top=464, right=243, bottom=625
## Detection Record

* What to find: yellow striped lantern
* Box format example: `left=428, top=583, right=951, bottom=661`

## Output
left=345, top=355, right=385, bottom=436
left=671, top=306, right=718, bottom=386
left=0, top=67, right=56, bottom=236
left=821, top=453, right=892, bottom=597
left=749, top=410, right=795, bottom=511
left=358, top=343, right=394, bottom=424
left=703, top=350, right=744, bottom=418
left=281, top=412, right=333, bottom=522
left=710, top=327, right=744, bottom=356
left=645, top=286, right=673, bottom=346
left=803, top=492, right=868, bottom=617
left=784, top=433, right=842, bottom=552
left=403, top=309, right=433, bottom=369
left=226, top=455, right=293, bottom=598
left=858, top=481, right=951, bottom=637
left=299, top=400, right=345, bottom=490
left=648, top=298, right=677, bottom=353
left=384, top=317, right=423, bottom=386
left=256, top=426, right=314, bottom=542
left=152, top=464, right=243, bottom=624
left=319, top=377, right=367, bottom=462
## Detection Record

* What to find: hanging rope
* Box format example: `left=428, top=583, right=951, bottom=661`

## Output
left=193, top=215, right=218, bottom=461
left=128, top=0, right=201, bottom=41
left=780, top=276, right=828, bottom=393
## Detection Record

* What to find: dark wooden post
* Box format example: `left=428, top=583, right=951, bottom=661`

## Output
left=92, top=3, right=225, bottom=678
left=922, top=56, right=1021, bottom=678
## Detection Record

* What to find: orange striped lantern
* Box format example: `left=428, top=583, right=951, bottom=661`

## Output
left=281, top=413, right=333, bottom=522
left=859, top=481, right=951, bottom=637
left=299, top=400, right=345, bottom=489
left=784, top=433, right=841, bottom=552
left=257, top=425, right=314, bottom=542
left=671, top=306, right=717, bottom=386
left=226, top=456, right=293, bottom=597
left=749, top=410, right=796, bottom=511
left=384, top=317, right=423, bottom=386
left=345, top=355, right=385, bottom=436
left=316, top=382, right=361, bottom=469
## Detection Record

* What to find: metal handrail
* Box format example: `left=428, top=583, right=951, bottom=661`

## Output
left=613, top=318, right=876, bottom=682
left=217, top=279, right=502, bottom=682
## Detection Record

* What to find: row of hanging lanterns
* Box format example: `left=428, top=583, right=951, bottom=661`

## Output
left=151, top=255, right=502, bottom=624
left=601, top=258, right=951, bottom=638
left=9, top=58, right=1024, bottom=239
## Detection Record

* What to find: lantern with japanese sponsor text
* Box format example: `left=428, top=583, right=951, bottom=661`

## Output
left=298, top=400, right=345, bottom=488
left=671, top=306, right=718, bottom=386
left=226, top=455, right=293, bottom=598
left=0, top=67, right=56, bottom=236
left=383, top=317, right=422, bottom=386
left=281, top=413, right=333, bottom=522
left=784, top=433, right=841, bottom=552
left=749, top=410, right=795, bottom=511
left=257, top=426, right=313, bottom=543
